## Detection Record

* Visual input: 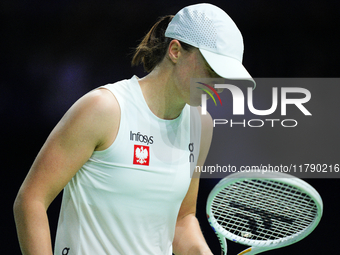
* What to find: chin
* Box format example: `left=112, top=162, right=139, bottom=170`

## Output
left=187, top=99, right=202, bottom=107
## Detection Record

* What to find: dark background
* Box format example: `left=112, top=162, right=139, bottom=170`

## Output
left=2, top=0, right=339, bottom=254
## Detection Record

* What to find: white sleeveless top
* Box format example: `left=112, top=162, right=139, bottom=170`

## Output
left=54, top=76, right=202, bottom=255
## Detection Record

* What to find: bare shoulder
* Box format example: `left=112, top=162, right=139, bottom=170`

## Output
left=58, top=87, right=121, bottom=151
left=62, top=88, right=119, bottom=128
left=14, top=88, right=121, bottom=209
left=74, top=88, right=119, bottom=116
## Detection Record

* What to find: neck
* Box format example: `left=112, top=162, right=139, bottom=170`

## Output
left=138, top=66, right=186, bottom=120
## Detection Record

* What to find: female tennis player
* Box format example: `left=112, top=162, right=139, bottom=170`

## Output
left=14, top=3, right=253, bottom=255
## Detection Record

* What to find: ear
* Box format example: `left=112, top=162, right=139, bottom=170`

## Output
left=168, top=40, right=181, bottom=64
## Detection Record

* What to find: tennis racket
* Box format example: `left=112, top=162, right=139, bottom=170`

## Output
left=206, top=171, right=323, bottom=255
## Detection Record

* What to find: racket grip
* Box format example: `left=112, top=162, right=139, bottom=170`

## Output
left=216, top=232, right=227, bottom=255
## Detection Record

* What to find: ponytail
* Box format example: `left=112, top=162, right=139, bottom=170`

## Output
left=132, top=15, right=194, bottom=72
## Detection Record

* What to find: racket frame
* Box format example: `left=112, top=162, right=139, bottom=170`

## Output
left=206, top=171, right=323, bottom=255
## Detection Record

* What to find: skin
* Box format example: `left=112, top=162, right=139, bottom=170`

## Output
left=13, top=39, right=217, bottom=255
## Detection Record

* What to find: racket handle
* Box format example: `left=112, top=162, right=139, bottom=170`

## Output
left=216, top=232, right=227, bottom=255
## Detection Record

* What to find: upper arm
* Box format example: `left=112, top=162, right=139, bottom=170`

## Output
left=15, top=88, right=119, bottom=209
left=177, top=108, right=213, bottom=219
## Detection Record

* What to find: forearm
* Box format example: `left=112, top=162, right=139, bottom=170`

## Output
left=14, top=196, right=53, bottom=255
left=173, top=214, right=213, bottom=255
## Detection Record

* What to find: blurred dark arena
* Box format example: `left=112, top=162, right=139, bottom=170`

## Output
left=2, top=0, right=339, bottom=254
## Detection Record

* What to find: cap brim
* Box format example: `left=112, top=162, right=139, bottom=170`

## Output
left=200, top=48, right=256, bottom=89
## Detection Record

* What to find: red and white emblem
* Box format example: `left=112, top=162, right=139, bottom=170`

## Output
left=133, top=145, right=150, bottom=166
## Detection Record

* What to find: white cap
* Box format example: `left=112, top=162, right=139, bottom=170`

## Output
left=165, top=3, right=255, bottom=86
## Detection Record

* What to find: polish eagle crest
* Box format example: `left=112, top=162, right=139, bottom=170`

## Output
left=135, top=146, right=148, bottom=164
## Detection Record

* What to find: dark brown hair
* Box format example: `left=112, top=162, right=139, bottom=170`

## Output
left=131, top=15, right=195, bottom=72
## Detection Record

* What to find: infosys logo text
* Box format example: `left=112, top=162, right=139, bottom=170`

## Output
left=130, top=131, right=153, bottom=145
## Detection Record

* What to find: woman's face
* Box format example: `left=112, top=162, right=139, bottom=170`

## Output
left=174, top=48, right=221, bottom=106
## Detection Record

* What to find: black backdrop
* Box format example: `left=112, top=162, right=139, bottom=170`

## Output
left=2, top=0, right=339, bottom=254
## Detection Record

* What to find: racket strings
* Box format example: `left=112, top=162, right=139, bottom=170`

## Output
left=211, top=179, right=318, bottom=242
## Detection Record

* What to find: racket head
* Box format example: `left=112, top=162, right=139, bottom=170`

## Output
left=206, top=171, right=323, bottom=254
